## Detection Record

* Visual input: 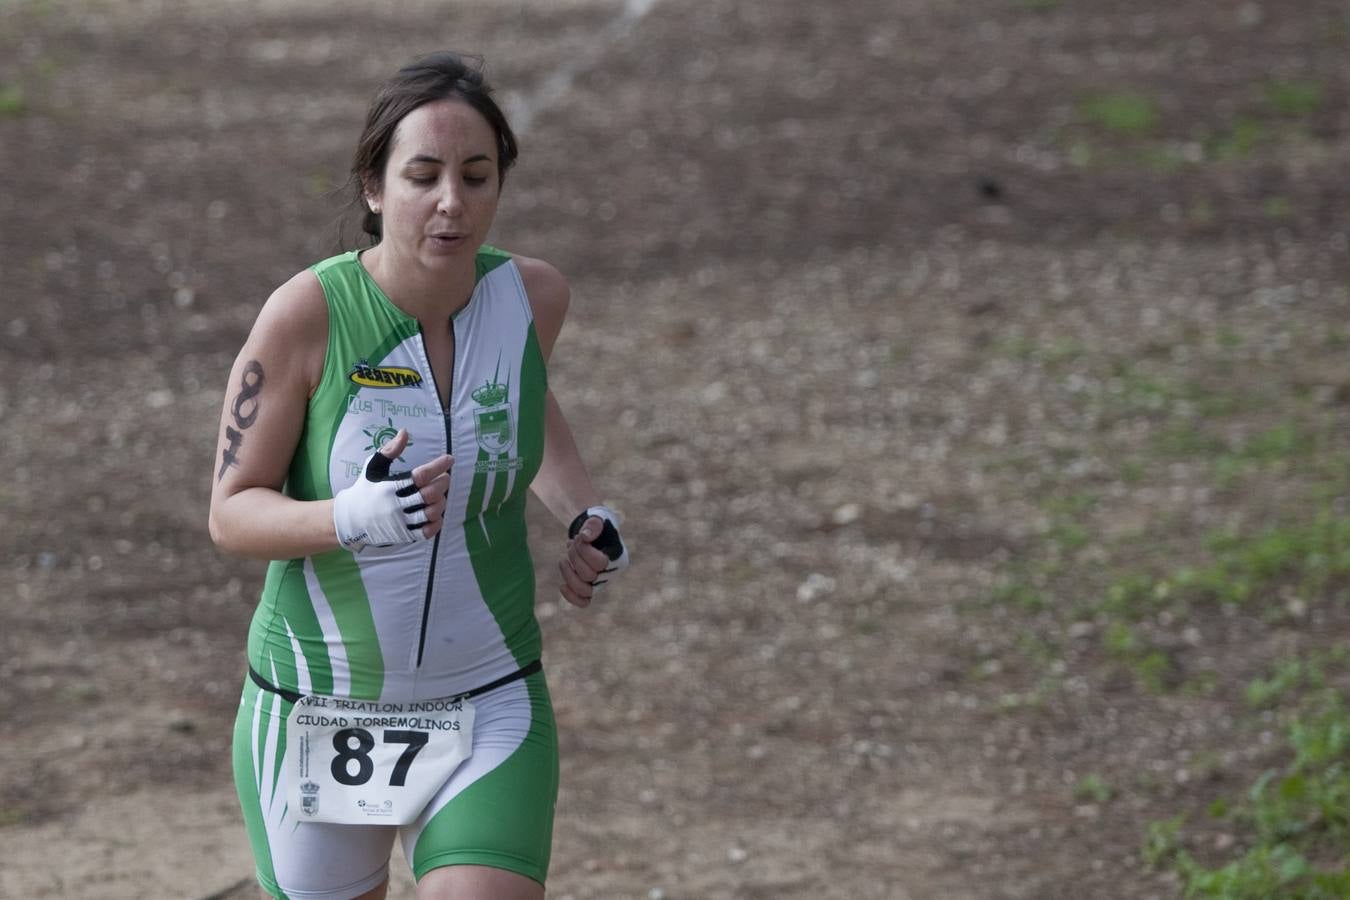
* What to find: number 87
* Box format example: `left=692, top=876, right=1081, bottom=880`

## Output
left=332, top=728, right=429, bottom=787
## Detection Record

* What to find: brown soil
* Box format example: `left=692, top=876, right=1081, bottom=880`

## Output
left=2, top=0, right=1347, bottom=897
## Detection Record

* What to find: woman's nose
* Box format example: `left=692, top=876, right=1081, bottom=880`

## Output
left=437, top=183, right=464, bottom=216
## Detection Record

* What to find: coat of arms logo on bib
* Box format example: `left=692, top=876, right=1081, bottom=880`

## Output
left=300, top=780, right=320, bottom=817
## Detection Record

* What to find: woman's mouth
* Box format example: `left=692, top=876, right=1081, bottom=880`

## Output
left=428, top=232, right=465, bottom=248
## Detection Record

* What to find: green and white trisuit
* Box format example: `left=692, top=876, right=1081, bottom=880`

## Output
left=233, top=247, right=558, bottom=899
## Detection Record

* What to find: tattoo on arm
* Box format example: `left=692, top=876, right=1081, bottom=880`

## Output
left=217, top=360, right=266, bottom=481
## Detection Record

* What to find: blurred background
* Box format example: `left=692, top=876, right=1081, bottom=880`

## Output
left=1, top=0, right=1347, bottom=897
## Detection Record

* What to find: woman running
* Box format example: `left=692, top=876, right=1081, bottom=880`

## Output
left=208, top=50, right=629, bottom=900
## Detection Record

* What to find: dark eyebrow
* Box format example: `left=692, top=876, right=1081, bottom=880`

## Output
left=403, top=154, right=494, bottom=166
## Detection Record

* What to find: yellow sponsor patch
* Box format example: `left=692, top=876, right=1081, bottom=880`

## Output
left=348, top=362, right=423, bottom=389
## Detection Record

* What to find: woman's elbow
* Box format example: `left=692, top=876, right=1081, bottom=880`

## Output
left=207, top=508, right=227, bottom=550
left=208, top=504, right=242, bottom=555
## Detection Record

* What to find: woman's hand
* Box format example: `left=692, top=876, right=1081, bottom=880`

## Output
left=557, top=507, right=630, bottom=607
left=333, top=429, right=453, bottom=551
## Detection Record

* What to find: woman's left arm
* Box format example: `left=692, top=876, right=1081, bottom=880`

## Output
left=517, top=256, right=629, bottom=606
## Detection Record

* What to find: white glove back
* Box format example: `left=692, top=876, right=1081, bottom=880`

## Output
left=333, top=451, right=430, bottom=551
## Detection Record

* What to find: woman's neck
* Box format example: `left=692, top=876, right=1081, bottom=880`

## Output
left=359, top=244, right=476, bottom=323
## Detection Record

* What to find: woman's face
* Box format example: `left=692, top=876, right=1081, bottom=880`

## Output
left=367, top=98, right=501, bottom=269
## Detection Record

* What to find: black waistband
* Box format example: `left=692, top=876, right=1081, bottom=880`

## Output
left=247, top=658, right=542, bottom=706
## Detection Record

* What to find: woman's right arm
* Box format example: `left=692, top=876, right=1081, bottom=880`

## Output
left=207, top=270, right=338, bottom=559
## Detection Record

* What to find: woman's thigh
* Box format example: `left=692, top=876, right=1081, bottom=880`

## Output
left=233, top=677, right=398, bottom=899
left=416, top=864, right=543, bottom=900
left=401, top=669, right=559, bottom=888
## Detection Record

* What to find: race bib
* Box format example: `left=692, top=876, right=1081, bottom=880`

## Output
left=284, top=693, right=475, bottom=825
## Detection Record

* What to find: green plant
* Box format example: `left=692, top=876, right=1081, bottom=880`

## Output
left=0, top=84, right=24, bottom=117
left=1104, top=620, right=1139, bottom=655
left=1264, top=196, right=1294, bottom=219
left=1120, top=459, right=1146, bottom=484
left=1082, top=91, right=1159, bottom=136
left=1247, top=659, right=1315, bottom=708
left=1149, top=684, right=1350, bottom=897
left=1100, top=572, right=1162, bottom=619
left=1074, top=773, right=1115, bottom=803
left=1239, top=425, right=1306, bottom=463
left=994, top=577, right=1050, bottom=612
left=1214, top=423, right=1315, bottom=486
left=1196, top=515, right=1350, bottom=604
left=1211, top=118, right=1268, bottom=161
left=1178, top=844, right=1315, bottom=898
left=1142, top=814, right=1185, bottom=867
left=1135, top=649, right=1173, bottom=693
left=1265, top=79, right=1325, bottom=117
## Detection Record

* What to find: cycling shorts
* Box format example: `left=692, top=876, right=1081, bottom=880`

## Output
left=232, top=666, right=558, bottom=899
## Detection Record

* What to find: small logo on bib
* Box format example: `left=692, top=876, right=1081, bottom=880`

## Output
left=300, top=780, right=320, bottom=817
left=349, top=361, right=423, bottom=389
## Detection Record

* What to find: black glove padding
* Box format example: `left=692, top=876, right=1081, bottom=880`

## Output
left=567, top=505, right=630, bottom=588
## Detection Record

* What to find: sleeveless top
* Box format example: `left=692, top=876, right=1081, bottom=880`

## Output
left=246, top=247, right=547, bottom=703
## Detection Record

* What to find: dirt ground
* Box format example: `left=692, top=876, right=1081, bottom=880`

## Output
left=2, top=0, right=1348, bottom=897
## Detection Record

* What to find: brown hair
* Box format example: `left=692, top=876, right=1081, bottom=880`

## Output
left=347, top=51, right=518, bottom=242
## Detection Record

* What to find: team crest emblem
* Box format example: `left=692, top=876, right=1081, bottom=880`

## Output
left=472, top=380, right=514, bottom=455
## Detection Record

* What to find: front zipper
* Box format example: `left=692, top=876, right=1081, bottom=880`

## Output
left=415, top=318, right=455, bottom=668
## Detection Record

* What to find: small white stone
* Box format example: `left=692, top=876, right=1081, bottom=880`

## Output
left=796, top=572, right=837, bottom=602
left=146, top=389, right=174, bottom=409
left=832, top=503, right=862, bottom=525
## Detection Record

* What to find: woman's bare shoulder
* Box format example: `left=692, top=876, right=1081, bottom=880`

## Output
left=513, top=255, right=570, bottom=361
left=244, top=268, right=329, bottom=391
left=261, top=268, right=327, bottom=329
